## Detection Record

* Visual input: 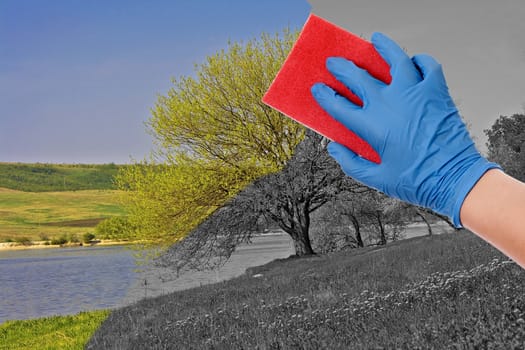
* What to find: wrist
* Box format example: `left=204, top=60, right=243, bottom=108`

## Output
left=431, top=156, right=501, bottom=227
left=451, top=158, right=501, bottom=227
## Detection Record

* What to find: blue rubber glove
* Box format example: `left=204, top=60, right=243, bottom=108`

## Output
left=311, top=32, right=500, bottom=227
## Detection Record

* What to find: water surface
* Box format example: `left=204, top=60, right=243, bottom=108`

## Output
left=0, top=234, right=294, bottom=323
left=0, top=246, right=135, bottom=323
left=0, top=226, right=446, bottom=323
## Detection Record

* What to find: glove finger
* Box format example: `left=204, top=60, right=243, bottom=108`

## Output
left=328, top=142, right=378, bottom=185
left=312, top=83, right=377, bottom=139
left=371, top=32, right=421, bottom=86
left=411, top=54, right=441, bottom=79
left=326, top=57, right=383, bottom=105
left=412, top=54, right=455, bottom=109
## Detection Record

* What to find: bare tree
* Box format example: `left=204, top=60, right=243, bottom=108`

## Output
left=251, top=131, right=354, bottom=255
left=311, top=186, right=409, bottom=251
left=158, top=131, right=360, bottom=271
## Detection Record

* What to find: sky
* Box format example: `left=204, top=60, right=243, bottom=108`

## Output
left=310, top=0, right=525, bottom=152
left=2, top=1, right=523, bottom=164
left=0, top=0, right=311, bottom=164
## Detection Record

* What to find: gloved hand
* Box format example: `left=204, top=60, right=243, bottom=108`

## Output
left=311, top=32, right=500, bottom=227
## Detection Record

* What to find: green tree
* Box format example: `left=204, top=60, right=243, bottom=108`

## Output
left=485, top=114, right=525, bottom=181
left=82, top=232, right=96, bottom=244
left=117, top=29, right=304, bottom=246
left=94, top=217, right=135, bottom=240
left=158, top=132, right=355, bottom=271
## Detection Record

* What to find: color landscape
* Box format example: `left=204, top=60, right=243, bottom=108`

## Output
left=0, top=163, right=125, bottom=245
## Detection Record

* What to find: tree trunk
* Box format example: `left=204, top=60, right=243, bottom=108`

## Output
left=376, top=212, right=387, bottom=245
left=293, top=233, right=315, bottom=256
left=295, top=203, right=314, bottom=256
left=416, top=210, right=433, bottom=236
left=279, top=220, right=315, bottom=256
left=349, top=214, right=364, bottom=248
left=422, top=208, right=460, bottom=232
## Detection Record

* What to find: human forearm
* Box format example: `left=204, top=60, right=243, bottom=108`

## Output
left=460, top=169, right=525, bottom=268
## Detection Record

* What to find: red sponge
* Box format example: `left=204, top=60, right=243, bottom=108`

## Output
left=262, top=14, right=391, bottom=164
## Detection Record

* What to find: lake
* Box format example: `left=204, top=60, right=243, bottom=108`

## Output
left=0, top=234, right=294, bottom=323
left=0, top=224, right=446, bottom=324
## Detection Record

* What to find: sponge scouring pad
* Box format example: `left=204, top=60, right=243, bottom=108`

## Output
left=262, top=14, right=391, bottom=164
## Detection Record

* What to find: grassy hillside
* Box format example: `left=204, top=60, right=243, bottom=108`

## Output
left=86, top=231, right=525, bottom=349
left=0, top=187, right=124, bottom=242
left=3, top=232, right=523, bottom=349
left=0, top=310, right=109, bottom=350
left=0, top=163, right=121, bottom=192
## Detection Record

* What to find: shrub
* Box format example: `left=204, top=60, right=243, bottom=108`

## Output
left=83, top=232, right=96, bottom=243
left=14, top=236, right=32, bottom=246
left=95, top=217, right=134, bottom=240
left=51, top=235, right=68, bottom=245
left=68, top=234, right=80, bottom=243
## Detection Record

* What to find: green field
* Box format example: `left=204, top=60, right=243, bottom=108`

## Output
left=0, top=187, right=124, bottom=242
left=0, top=163, right=121, bottom=192
left=0, top=163, right=125, bottom=242
left=0, top=310, right=109, bottom=350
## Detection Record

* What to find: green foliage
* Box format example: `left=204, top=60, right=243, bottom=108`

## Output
left=94, top=216, right=134, bottom=240
left=50, top=235, right=68, bottom=245
left=87, top=232, right=525, bottom=349
left=0, top=310, right=109, bottom=350
left=68, top=233, right=80, bottom=243
left=150, top=30, right=303, bottom=170
left=13, top=236, right=32, bottom=246
left=82, top=232, right=96, bottom=243
left=48, top=233, right=82, bottom=245
left=176, top=132, right=349, bottom=260
left=118, top=29, right=304, bottom=246
left=0, top=163, right=122, bottom=192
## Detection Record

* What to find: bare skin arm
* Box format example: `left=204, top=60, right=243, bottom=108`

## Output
left=460, top=169, right=525, bottom=268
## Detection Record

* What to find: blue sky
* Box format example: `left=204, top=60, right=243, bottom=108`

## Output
left=3, top=1, right=523, bottom=164
left=0, top=0, right=311, bottom=163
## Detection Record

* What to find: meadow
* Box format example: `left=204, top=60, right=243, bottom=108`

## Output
left=86, top=231, right=525, bottom=349
left=0, top=310, right=109, bottom=350
left=0, top=163, right=125, bottom=242
left=0, top=163, right=119, bottom=192
left=0, top=187, right=125, bottom=242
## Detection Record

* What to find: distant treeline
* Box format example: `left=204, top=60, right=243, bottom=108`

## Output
left=0, top=163, right=124, bottom=192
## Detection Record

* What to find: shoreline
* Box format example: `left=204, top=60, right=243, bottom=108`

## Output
left=0, top=224, right=447, bottom=252
left=1, top=233, right=293, bottom=325
left=0, top=232, right=287, bottom=252
left=0, top=240, right=134, bottom=252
